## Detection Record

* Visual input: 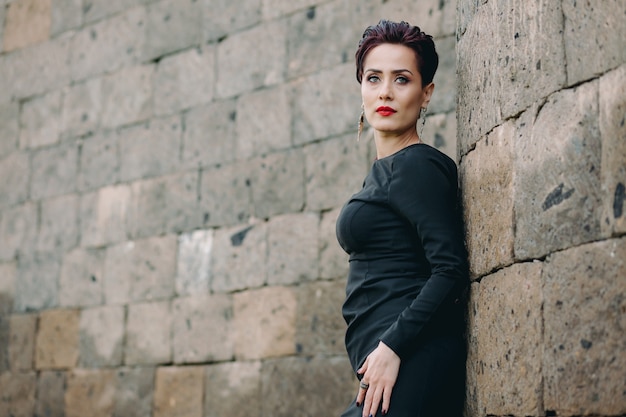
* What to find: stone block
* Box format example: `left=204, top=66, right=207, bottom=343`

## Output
left=154, top=45, right=215, bottom=116
left=295, top=280, right=346, bottom=356
left=0, top=151, right=29, bottom=209
left=428, top=35, right=456, bottom=115
left=599, top=65, right=626, bottom=236
left=235, top=84, right=291, bottom=159
left=304, top=134, right=371, bottom=212
left=35, top=370, right=66, bottom=417
left=153, top=366, right=204, bottom=417
left=198, top=161, right=252, bottom=227
left=202, top=0, right=261, bottom=42
left=262, top=0, right=317, bottom=20
left=249, top=150, right=305, bottom=219
left=211, top=222, right=267, bottom=293
left=0, top=3, right=4, bottom=54
left=461, top=121, right=515, bottom=278
left=0, top=103, right=19, bottom=158
left=65, top=368, right=116, bottom=417
left=543, top=237, right=626, bottom=415
left=51, top=0, right=82, bottom=36
left=78, top=131, right=119, bottom=191
left=233, top=286, right=297, bottom=360
left=0, top=202, right=37, bottom=262
left=0, top=316, right=7, bottom=371
left=37, top=194, right=79, bottom=253
left=35, top=309, right=79, bottom=369
left=465, top=262, right=543, bottom=416
left=83, top=0, right=146, bottom=23
left=118, top=115, right=182, bottom=181
left=0, top=371, right=36, bottom=417
left=0, top=261, right=16, bottom=314
left=8, top=313, right=36, bottom=371
left=19, top=90, right=62, bottom=149
left=79, top=305, right=125, bottom=367
left=125, top=300, right=171, bottom=365
left=260, top=356, right=355, bottom=417
left=319, top=208, right=349, bottom=280
left=15, top=251, right=59, bottom=312
left=267, top=212, right=319, bottom=285
left=80, top=185, right=131, bottom=247
left=128, top=170, right=201, bottom=238
left=101, top=64, right=154, bottom=129
left=104, top=236, right=176, bottom=304
left=216, top=21, right=286, bottom=98
left=61, top=77, right=102, bottom=139
left=421, top=112, right=457, bottom=163
left=2, top=0, right=51, bottom=52
left=176, top=229, right=212, bottom=296
left=144, top=0, right=203, bottom=60
left=70, top=6, right=146, bottom=82
left=172, top=294, right=233, bottom=364
left=182, top=99, right=237, bottom=169
left=114, top=366, right=155, bottom=417
left=514, top=82, right=602, bottom=260
left=30, top=141, right=78, bottom=200
left=204, top=361, right=261, bottom=417
left=563, top=0, right=626, bottom=86
left=291, top=63, right=361, bottom=145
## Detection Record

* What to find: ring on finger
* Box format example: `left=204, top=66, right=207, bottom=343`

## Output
left=359, top=381, right=369, bottom=390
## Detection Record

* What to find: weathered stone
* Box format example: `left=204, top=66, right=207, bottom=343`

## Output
left=421, top=111, right=457, bottom=161
left=51, top=0, right=82, bottom=36
left=59, top=248, right=105, bottom=308
left=79, top=305, right=125, bottom=367
left=65, top=368, right=116, bottom=417
left=104, top=236, right=176, bottom=304
left=35, top=309, right=80, bottom=369
left=295, top=280, right=347, bottom=356
left=198, top=161, right=252, bottom=227
left=144, top=0, right=203, bottom=60
left=34, top=370, right=66, bottom=417
left=291, top=63, right=360, bottom=145
left=319, top=208, right=349, bottom=280
left=0, top=202, right=37, bottom=262
left=83, top=0, right=146, bottom=23
left=465, top=262, right=543, bottom=416
left=176, top=229, right=212, bottom=296
left=128, top=170, right=201, bottom=238
left=216, top=21, right=286, bottom=98
left=19, top=90, right=62, bottom=148
left=78, top=130, right=119, bottom=191
left=0, top=3, right=4, bottom=54
left=61, top=77, right=102, bottom=139
left=211, top=222, right=267, bottom=293
left=0, top=151, right=29, bottom=209
left=0, top=371, right=36, bottom=417
left=266, top=212, right=319, bottom=285
left=15, top=251, right=59, bottom=312
left=125, top=300, right=171, bottom=365
left=204, top=361, right=262, bottom=417
left=461, top=121, right=515, bottom=278
left=30, top=141, right=78, bottom=200
left=233, top=286, right=297, bottom=360
left=70, top=6, right=146, bottom=82
left=153, top=366, right=204, bottom=417
left=0, top=103, right=19, bottom=158
left=249, top=150, right=306, bottom=219
left=260, top=356, right=355, bottom=417
left=599, top=65, right=626, bottom=236
left=202, top=0, right=261, bottom=42
left=182, top=99, right=237, bottom=169
left=514, top=82, right=602, bottom=260
left=172, top=294, right=233, bottom=364
left=118, top=115, right=182, bottom=181
left=8, top=313, right=36, bottom=371
left=428, top=35, right=456, bottom=115
left=154, top=45, right=214, bottom=116
left=543, top=237, right=626, bottom=415
left=37, top=194, right=79, bottom=253
left=262, top=0, right=317, bottom=20
left=101, top=64, right=154, bottom=129
left=2, top=0, right=51, bottom=52
left=114, top=366, right=155, bottom=417
left=235, top=84, right=291, bottom=159
left=80, top=185, right=131, bottom=247
left=0, top=261, right=16, bottom=314
left=0, top=315, right=8, bottom=372
left=563, top=0, right=626, bottom=86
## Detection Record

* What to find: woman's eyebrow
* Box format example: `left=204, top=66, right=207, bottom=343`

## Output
left=364, top=68, right=414, bottom=75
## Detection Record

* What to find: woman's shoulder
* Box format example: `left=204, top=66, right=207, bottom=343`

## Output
left=393, top=143, right=457, bottom=175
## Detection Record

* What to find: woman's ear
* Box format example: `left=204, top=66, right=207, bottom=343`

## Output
left=422, top=83, right=435, bottom=108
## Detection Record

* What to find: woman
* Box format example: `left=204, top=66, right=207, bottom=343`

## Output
left=336, top=20, right=468, bottom=417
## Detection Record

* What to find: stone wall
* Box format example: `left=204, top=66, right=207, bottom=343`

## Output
left=458, top=1, right=626, bottom=416
left=0, top=0, right=458, bottom=416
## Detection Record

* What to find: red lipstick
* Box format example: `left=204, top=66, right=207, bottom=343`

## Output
left=376, top=106, right=396, bottom=116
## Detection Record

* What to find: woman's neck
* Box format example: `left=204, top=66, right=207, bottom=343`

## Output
left=374, top=130, right=421, bottom=159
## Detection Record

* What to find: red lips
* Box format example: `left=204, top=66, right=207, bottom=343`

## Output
left=376, top=106, right=396, bottom=116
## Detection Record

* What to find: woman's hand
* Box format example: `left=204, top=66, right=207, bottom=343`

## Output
left=356, top=341, right=400, bottom=417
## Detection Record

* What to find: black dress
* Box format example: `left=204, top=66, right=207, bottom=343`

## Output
left=336, top=144, right=468, bottom=417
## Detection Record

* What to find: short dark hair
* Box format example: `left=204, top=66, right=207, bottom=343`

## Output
left=355, top=20, right=439, bottom=86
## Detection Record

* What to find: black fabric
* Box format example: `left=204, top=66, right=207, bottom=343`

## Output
left=336, top=143, right=468, bottom=416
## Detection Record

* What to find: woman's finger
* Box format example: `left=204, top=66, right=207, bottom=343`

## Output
left=363, top=384, right=383, bottom=417
left=356, top=379, right=369, bottom=406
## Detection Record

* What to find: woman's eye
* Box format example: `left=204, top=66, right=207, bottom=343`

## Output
left=367, top=75, right=380, bottom=83
left=395, top=76, right=409, bottom=84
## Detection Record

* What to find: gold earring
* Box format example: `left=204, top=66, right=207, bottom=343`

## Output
left=357, top=104, right=364, bottom=142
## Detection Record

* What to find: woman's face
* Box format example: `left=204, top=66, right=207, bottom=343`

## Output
left=361, top=43, right=434, bottom=138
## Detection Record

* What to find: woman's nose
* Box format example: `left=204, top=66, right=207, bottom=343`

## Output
left=379, top=81, right=393, bottom=100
